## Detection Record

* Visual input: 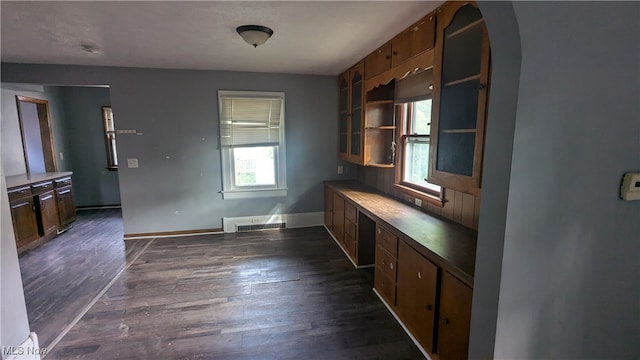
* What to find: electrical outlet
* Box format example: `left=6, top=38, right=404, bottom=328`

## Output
left=414, top=198, right=422, bottom=207
left=59, top=152, right=64, bottom=160
left=127, top=158, right=139, bottom=168
left=337, top=166, right=344, bottom=175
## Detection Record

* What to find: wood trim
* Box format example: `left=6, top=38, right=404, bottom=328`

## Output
left=365, top=49, right=435, bottom=92
left=123, top=228, right=224, bottom=239
left=15, top=95, right=57, bottom=173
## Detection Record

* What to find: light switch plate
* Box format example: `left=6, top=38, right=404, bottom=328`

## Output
left=415, top=198, right=422, bottom=207
left=620, top=172, right=640, bottom=200
left=127, top=158, right=139, bottom=168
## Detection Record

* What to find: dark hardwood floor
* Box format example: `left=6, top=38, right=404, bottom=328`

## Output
left=18, top=209, right=151, bottom=350
left=21, top=213, right=424, bottom=359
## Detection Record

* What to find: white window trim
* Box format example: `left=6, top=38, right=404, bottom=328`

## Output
left=218, top=90, right=287, bottom=200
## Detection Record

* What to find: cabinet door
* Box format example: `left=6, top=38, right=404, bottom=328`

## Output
left=349, top=63, right=365, bottom=164
left=332, top=193, right=345, bottom=244
left=338, top=71, right=350, bottom=160
left=429, top=2, right=490, bottom=196
left=391, top=12, right=436, bottom=67
left=365, top=43, right=392, bottom=79
left=56, top=186, right=76, bottom=228
left=324, top=186, right=334, bottom=230
left=438, top=271, right=473, bottom=360
left=10, top=198, right=39, bottom=247
left=396, top=241, right=438, bottom=352
left=37, top=190, right=59, bottom=235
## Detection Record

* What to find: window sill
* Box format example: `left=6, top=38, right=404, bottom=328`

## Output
left=221, top=188, right=287, bottom=200
left=393, top=183, right=445, bottom=208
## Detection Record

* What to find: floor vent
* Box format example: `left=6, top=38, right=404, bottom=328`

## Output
left=236, top=222, right=286, bottom=232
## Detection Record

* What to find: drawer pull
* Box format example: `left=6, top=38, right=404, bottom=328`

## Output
left=41, top=194, right=53, bottom=201
left=32, top=182, right=52, bottom=188
left=389, top=263, right=394, bottom=270
left=55, top=177, right=72, bottom=182
left=10, top=186, right=30, bottom=194
left=58, top=189, right=71, bottom=195
left=11, top=201, right=30, bottom=209
left=417, top=271, right=422, bottom=279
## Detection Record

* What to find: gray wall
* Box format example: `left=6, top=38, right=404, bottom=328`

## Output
left=1, top=85, right=71, bottom=175
left=481, top=1, right=639, bottom=358
left=61, top=86, right=120, bottom=207
left=0, top=66, right=354, bottom=234
left=0, top=170, right=31, bottom=356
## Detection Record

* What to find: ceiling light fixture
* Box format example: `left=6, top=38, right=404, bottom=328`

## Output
left=236, top=25, right=273, bottom=48
left=80, top=43, right=100, bottom=54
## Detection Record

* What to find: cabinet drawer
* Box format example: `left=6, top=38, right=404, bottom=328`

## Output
left=344, top=233, right=357, bottom=259
left=376, top=246, right=397, bottom=281
left=376, top=225, right=398, bottom=258
left=31, top=181, right=54, bottom=193
left=375, top=267, right=396, bottom=306
left=345, top=202, right=357, bottom=223
left=54, top=177, right=72, bottom=188
left=345, top=219, right=357, bottom=238
left=8, top=186, right=32, bottom=201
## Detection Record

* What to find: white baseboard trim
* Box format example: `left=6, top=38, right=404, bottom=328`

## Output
left=372, top=288, right=432, bottom=360
left=4, top=332, right=44, bottom=360
left=223, top=212, right=324, bottom=233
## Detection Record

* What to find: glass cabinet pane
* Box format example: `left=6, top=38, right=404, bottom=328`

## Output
left=439, top=80, right=480, bottom=130
left=436, top=132, right=475, bottom=176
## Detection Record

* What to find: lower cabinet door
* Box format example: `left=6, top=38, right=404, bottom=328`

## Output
left=10, top=198, right=39, bottom=247
left=437, top=271, right=473, bottom=360
left=56, top=186, right=76, bottom=228
left=396, top=241, right=438, bottom=352
left=37, top=190, right=59, bottom=235
left=332, top=193, right=345, bottom=244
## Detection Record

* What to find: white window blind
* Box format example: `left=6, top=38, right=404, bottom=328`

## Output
left=219, top=95, right=283, bottom=148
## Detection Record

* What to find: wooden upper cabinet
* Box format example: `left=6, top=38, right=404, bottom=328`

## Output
left=338, top=63, right=365, bottom=165
left=391, top=11, right=436, bottom=67
left=365, top=43, right=392, bottom=79
left=338, top=71, right=350, bottom=160
left=428, top=1, right=490, bottom=196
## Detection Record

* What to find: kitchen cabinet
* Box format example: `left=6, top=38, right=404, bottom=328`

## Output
left=324, top=186, right=334, bottom=231
left=325, top=185, right=375, bottom=267
left=35, top=188, right=58, bottom=236
left=374, top=224, right=399, bottom=305
left=396, top=240, right=438, bottom=353
left=364, top=11, right=436, bottom=80
left=391, top=12, right=436, bottom=67
left=8, top=186, right=39, bottom=248
left=6, top=173, right=76, bottom=253
left=338, top=62, right=365, bottom=164
left=55, top=177, right=76, bottom=229
left=428, top=1, right=491, bottom=196
left=363, top=82, right=396, bottom=167
left=438, top=271, right=473, bottom=360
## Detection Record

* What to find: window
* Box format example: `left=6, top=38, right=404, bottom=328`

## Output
left=393, top=70, right=443, bottom=205
left=218, top=91, right=287, bottom=199
left=101, top=106, right=118, bottom=170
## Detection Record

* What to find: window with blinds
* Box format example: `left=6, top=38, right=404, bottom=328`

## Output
left=217, top=91, right=287, bottom=199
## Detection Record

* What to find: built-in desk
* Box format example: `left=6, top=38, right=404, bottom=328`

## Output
left=324, top=180, right=476, bottom=359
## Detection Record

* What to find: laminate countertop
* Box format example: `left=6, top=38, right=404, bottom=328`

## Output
left=5, top=172, right=73, bottom=189
left=325, top=180, right=477, bottom=287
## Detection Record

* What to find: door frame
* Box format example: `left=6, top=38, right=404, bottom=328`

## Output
left=15, top=95, right=57, bottom=173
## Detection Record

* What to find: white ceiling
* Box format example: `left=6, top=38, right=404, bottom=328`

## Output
left=1, top=1, right=441, bottom=76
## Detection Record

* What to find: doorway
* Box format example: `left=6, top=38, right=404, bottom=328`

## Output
left=16, top=96, right=57, bottom=174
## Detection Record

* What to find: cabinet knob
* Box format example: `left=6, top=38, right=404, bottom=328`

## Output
left=378, top=229, right=381, bottom=234
left=426, top=304, right=432, bottom=311
left=385, top=55, right=391, bottom=60
left=479, top=84, right=487, bottom=90
left=393, top=51, right=398, bottom=56
left=389, top=263, right=394, bottom=270
left=417, top=271, right=422, bottom=279
left=443, top=318, right=450, bottom=325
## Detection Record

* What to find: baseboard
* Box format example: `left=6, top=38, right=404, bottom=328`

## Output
left=222, top=212, right=324, bottom=233
left=123, top=228, right=224, bottom=240
left=372, top=288, right=432, bottom=360
left=76, top=205, right=122, bottom=211
left=3, top=332, right=45, bottom=359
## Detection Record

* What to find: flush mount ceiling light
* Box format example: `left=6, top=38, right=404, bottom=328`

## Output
left=236, top=25, right=274, bottom=48
left=80, top=43, right=101, bottom=54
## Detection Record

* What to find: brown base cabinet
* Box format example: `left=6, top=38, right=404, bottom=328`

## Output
left=396, top=240, right=438, bottom=353
left=438, top=271, right=473, bottom=360
left=6, top=174, right=76, bottom=253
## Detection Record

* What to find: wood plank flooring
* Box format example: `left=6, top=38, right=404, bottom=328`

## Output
left=21, top=213, right=424, bottom=359
left=18, top=209, right=150, bottom=349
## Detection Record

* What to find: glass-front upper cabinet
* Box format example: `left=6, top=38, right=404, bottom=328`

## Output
left=338, top=72, right=350, bottom=160
left=428, top=1, right=490, bottom=196
left=349, top=63, right=365, bottom=164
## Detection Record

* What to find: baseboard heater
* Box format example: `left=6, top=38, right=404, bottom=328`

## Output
left=222, top=212, right=323, bottom=233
